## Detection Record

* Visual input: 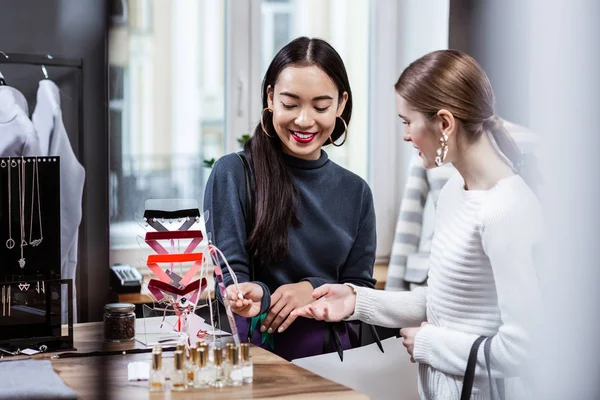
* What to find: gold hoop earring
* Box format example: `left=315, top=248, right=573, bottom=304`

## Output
left=260, top=108, right=274, bottom=138
left=329, top=116, right=348, bottom=147
left=435, top=133, right=449, bottom=167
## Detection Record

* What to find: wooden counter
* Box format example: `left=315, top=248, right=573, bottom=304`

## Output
left=35, top=321, right=369, bottom=399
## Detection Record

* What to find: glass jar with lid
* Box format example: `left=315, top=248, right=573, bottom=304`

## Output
left=103, top=303, right=136, bottom=342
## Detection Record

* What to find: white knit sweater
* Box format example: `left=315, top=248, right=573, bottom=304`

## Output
left=349, top=173, right=542, bottom=399
left=385, top=121, right=539, bottom=291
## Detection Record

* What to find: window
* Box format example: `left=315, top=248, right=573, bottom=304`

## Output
left=260, top=0, right=371, bottom=180
left=109, top=0, right=227, bottom=272
left=109, top=0, right=422, bottom=268
left=109, top=0, right=225, bottom=253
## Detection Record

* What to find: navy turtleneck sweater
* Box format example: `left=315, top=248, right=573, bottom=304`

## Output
left=203, top=150, right=376, bottom=314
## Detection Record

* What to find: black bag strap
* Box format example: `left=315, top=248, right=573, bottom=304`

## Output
left=460, top=335, right=486, bottom=400
left=461, top=335, right=505, bottom=400
left=368, top=324, right=384, bottom=353
left=484, top=337, right=505, bottom=400
left=323, top=322, right=345, bottom=361
left=236, top=152, right=255, bottom=281
left=236, top=152, right=257, bottom=343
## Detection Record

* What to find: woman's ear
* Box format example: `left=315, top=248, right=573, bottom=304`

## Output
left=266, top=85, right=274, bottom=109
left=436, top=109, right=456, bottom=139
left=337, top=91, right=349, bottom=117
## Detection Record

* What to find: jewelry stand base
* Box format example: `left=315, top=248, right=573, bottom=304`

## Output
left=0, top=278, right=75, bottom=355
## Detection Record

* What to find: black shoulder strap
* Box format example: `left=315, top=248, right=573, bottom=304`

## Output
left=461, top=335, right=486, bottom=400
left=462, top=335, right=505, bottom=400
left=484, top=337, right=505, bottom=400
left=236, top=152, right=255, bottom=281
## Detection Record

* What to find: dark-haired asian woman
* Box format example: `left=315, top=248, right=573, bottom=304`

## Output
left=203, top=37, right=376, bottom=361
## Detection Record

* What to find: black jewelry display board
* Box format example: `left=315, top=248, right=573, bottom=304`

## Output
left=0, top=157, right=72, bottom=353
left=0, top=279, right=74, bottom=353
left=0, top=157, right=61, bottom=282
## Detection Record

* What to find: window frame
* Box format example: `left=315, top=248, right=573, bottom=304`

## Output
left=110, top=0, right=430, bottom=267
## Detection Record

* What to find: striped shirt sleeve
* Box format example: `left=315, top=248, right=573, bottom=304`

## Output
left=385, top=154, right=429, bottom=291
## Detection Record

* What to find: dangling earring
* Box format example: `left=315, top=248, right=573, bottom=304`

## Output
left=435, top=133, right=449, bottom=167
left=329, top=116, right=348, bottom=147
left=260, top=108, right=274, bottom=138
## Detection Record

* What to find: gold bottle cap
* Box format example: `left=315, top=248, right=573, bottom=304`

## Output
left=240, top=343, right=250, bottom=361
left=197, top=340, right=208, bottom=349
left=174, top=350, right=184, bottom=370
left=191, top=345, right=199, bottom=364
left=152, top=350, right=162, bottom=370
left=213, top=347, right=223, bottom=366
left=231, top=346, right=240, bottom=365
left=226, top=343, right=234, bottom=363
left=176, top=343, right=186, bottom=353
left=197, top=347, right=207, bottom=368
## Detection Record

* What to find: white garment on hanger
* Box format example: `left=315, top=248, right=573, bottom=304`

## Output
left=0, top=85, right=42, bottom=156
left=32, top=79, right=85, bottom=323
left=32, top=80, right=57, bottom=156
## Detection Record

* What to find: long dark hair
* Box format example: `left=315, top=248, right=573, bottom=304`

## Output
left=394, top=50, right=522, bottom=170
left=245, top=36, right=353, bottom=265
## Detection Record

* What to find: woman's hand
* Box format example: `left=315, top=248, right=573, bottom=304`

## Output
left=399, top=322, right=429, bottom=363
left=290, top=283, right=356, bottom=323
left=226, top=282, right=263, bottom=318
left=261, top=281, right=315, bottom=334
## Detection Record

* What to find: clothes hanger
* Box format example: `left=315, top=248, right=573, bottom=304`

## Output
left=0, top=51, right=8, bottom=86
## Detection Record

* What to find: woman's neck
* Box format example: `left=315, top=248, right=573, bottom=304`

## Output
left=451, top=132, right=515, bottom=191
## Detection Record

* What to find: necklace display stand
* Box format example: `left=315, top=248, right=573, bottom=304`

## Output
left=0, top=157, right=74, bottom=354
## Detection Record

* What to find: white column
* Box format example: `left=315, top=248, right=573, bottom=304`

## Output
left=369, top=0, right=449, bottom=263
left=171, top=0, right=201, bottom=195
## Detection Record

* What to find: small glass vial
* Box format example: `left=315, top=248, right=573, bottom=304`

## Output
left=103, top=303, right=135, bottom=342
left=172, top=342, right=186, bottom=378
left=198, top=341, right=210, bottom=362
left=225, top=343, right=234, bottom=385
left=171, top=350, right=188, bottom=391
left=211, top=346, right=226, bottom=388
left=229, top=346, right=243, bottom=386
left=194, top=347, right=213, bottom=388
left=186, top=344, right=198, bottom=385
left=149, top=347, right=165, bottom=392
left=240, top=343, right=253, bottom=383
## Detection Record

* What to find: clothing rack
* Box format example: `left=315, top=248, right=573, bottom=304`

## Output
left=0, top=52, right=84, bottom=164
left=0, top=53, right=82, bottom=68
left=0, top=52, right=85, bottom=326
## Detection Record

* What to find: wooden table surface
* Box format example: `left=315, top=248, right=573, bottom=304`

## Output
left=34, top=321, right=369, bottom=399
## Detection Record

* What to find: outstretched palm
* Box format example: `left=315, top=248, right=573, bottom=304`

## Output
left=292, top=284, right=356, bottom=322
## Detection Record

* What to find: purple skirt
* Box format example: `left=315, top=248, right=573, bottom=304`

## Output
left=234, top=315, right=358, bottom=361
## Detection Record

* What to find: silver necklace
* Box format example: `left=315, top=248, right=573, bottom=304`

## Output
left=5, top=158, right=15, bottom=249
left=29, top=157, right=43, bottom=246
left=17, top=158, right=26, bottom=268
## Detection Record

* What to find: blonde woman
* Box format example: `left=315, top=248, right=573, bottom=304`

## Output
left=293, top=50, right=542, bottom=399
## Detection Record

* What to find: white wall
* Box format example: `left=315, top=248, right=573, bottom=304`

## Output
left=370, top=0, right=449, bottom=262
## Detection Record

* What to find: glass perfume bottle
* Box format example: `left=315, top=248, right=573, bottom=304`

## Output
left=211, top=346, right=226, bottom=388
left=229, top=346, right=243, bottom=386
left=194, top=347, right=213, bottom=388
left=197, top=341, right=210, bottom=362
left=225, top=343, right=234, bottom=385
left=149, top=346, right=165, bottom=392
left=171, top=350, right=188, bottom=391
left=240, top=343, right=253, bottom=383
left=186, top=344, right=198, bottom=385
